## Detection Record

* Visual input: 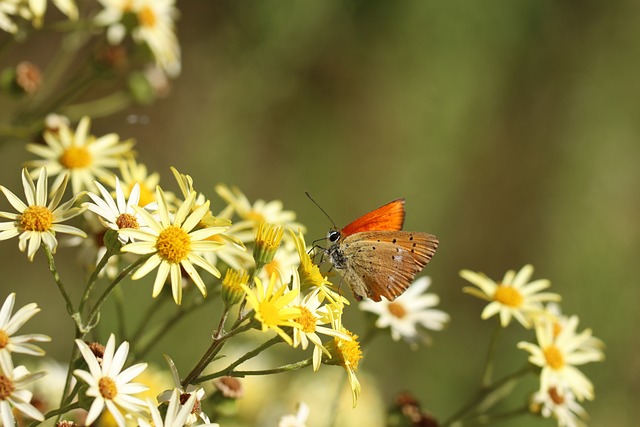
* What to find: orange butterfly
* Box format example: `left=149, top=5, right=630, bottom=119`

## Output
left=324, top=199, right=438, bottom=302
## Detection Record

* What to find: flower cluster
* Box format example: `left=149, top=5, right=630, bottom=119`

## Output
left=461, top=265, right=604, bottom=427
left=0, top=8, right=607, bottom=424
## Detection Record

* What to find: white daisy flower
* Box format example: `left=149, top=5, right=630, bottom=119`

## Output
left=0, top=168, right=86, bottom=261
left=0, top=357, right=45, bottom=426
left=532, top=381, right=588, bottom=427
left=95, top=0, right=181, bottom=77
left=73, top=334, right=148, bottom=427
left=139, top=388, right=219, bottom=427
left=278, top=401, right=310, bottom=427
left=119, top=187, right=228, bottom=305
left=0, top=293, right=50, bottom=363
left=26, top=116, right=135, bottom=194
left=460, top=264, right=561, bottom=328
left=518, top=314, right=604, bottom=401
left=84, top=177, right=147, bottom=243
left=157, top=356, right=211, bottom=426
left=360, top=276, right=449, bottom=348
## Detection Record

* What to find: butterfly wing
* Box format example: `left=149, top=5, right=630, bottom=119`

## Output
left=339, top=231, right=438, bottom=301
left=340, top=199, right=405, bottom=238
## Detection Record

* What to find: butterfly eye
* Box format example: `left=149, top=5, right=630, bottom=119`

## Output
left=327, top=230, right=341, bottom=243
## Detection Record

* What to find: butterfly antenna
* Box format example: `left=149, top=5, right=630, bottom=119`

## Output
left=305, top=192, right=338, bottom=229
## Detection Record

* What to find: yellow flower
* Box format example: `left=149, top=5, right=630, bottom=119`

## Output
left=254, top=222, right=283, bottom=269
left=0, top=168, right=86, bottom=260
left=222, top=268, right=249, bottom=306
left=119, top=187, right=228, bottom=305
left=290, top=268, right=350, bottom=371
left=241, top=273, right=301, bottom=346
left=26, top=116, right=134, bottom=194
left=325, top=319, right=362, bottom=408
left=290, top=229, right=348, bottom=307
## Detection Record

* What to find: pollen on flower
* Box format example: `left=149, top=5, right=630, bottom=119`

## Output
left=295, top=307, right=317, bottom=333
left=156, top=225, right=191, bottom=263
left=179, top=393, right=200, bottom=414
left=254, top=222, right=283, bottom=267
left=0, top=375, right=15, bottom=399
left=138, top=5, right=157, bottom=28
left=493, top=284, right=524, bottom=307
left=20, top=206, right=53, bottom=232
left=0, top=330, right=8, bottom=349
left=543, top=345, right=565, bottom=370
left=116, top=213, right=139, bottom=229
left=258, top=301, right=281, bottom=326
left=59, top=146, right=92, bottom=169
left=98, top=377, right=117, bottom=399
left=548, top=387, right=565, bottom=405
left=338, top=331, right=362, bottom=370
left=388, top=301, right=408, bottom=319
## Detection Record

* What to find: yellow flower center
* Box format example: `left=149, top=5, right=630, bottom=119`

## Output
left=548, top=387, right=564, bottom=405
left=138, top=5, right=157, bottom=28
left=493, top=284, right=523, bottom=307
left=255, top=222, right=283, bottom=252
left=20, top=205, right=53, bottom=232
left=156, top=225, right=191, bottom=264
left=258, top=301, right=280, bottom=326
left=295, top=306, right=317, bottom=333
left=246, top=210, right=265, bottom=223
left=98, top=377, right=117, bottom=399
left=338, top=331, right=362, bottom=370
left=59, top=146, right=92, bottom=169
left=116, top=213, right=139, bottom=229
left=388, top=302, right=407, bottom=319
left=298, top=261, right=327, bottom=289
left=543, top=345, right=565, bottom=370
left=0, top=330, right=8, bottom=349
left=0, top=375, right=15, bottom=400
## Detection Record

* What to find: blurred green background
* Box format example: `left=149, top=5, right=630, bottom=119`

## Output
left=1, top=0, right=639, bottom=425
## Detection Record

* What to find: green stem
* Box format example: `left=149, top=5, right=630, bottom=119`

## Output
left=55, top=332, right=82, bottom=424
left=114, top=285, right=126, bottom=339
left=467, top=406, right=530, bottom=426
left=79, top=247, right=115, bottom=314
left=60, top=91, right=132, bottom=121
left=134, top=292, right=217, bottom=359
left=481, top=321, right=503, bottom=388
left=84, top=254, right=151, bottom=332
left=226, top=358, right=313, bottom=378
left=43, top=245, right=75, bottom=317
left=441, top=364, right=534, bottom=427
left=130, top=294, right=169, bottom=344
left=196, top=336, right=281, bottom=383
left=181, top=321, right=254, bottom=387
left=29, top=401, right=82, bottom=427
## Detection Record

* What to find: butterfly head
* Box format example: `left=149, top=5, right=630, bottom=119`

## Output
left=326, top=228, right=341, bottom=245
